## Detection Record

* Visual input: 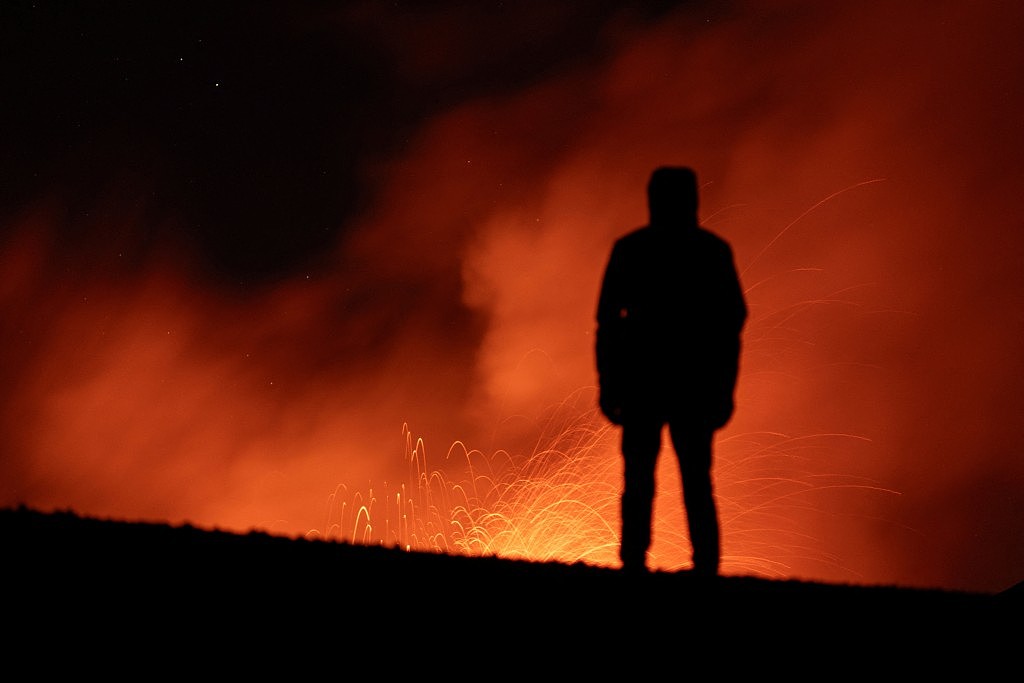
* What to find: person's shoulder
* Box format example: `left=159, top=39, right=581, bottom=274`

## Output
left=694, top=226, right=735, bottom=252
left=694, top=225, right=730, bottom=243
left=613, top=225, right=734, bottom=254
left=613, top=225, right=653, bottom=249
left=617, top=225, right=650, bottom=241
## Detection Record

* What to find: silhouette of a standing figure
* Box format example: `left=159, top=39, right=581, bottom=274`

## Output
left=596, top=166, right=747, bottom=575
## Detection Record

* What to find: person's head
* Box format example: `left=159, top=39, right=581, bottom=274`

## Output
left=647, top=166, right=699, bottom=227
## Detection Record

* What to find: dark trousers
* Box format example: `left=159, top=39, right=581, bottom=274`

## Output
left=619, top=416, right=720, bottom=574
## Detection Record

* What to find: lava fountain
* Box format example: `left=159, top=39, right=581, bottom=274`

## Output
left=309, top=180, right=901, bottom=580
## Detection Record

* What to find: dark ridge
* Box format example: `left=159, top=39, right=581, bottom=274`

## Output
left=4, top=505, right=1017, bottom=671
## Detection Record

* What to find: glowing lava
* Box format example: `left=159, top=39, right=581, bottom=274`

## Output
left=311, top=393, right=896, bottom=579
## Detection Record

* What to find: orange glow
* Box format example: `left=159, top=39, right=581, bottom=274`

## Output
left=310, top=412, right=895, bottom=580
left=3, top=1, right=1024, bottom=596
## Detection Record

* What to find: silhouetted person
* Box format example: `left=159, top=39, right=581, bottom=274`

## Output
left=596, top=166, right=747, bottom=575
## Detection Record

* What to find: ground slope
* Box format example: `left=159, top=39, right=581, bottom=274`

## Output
left=4, top=506, right=1017, bottom=674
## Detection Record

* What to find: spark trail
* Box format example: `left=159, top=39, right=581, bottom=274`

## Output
left=309, top=180, right=903, bottom=581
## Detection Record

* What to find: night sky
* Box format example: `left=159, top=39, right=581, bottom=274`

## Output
left=2, top=1, right=1023, bottom=595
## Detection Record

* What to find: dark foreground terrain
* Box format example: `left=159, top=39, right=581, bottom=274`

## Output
left=4, top=505, right=1018, bottom=674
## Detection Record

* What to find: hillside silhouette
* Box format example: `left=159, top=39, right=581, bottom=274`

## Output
left=4, top=505, right=1017, bottom=673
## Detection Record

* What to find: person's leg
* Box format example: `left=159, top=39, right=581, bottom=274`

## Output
left=619, top=418, right=661, bottom=572
left=669, top=424, right=720, bottom=575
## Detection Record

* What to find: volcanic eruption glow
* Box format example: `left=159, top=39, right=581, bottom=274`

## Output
left=309, top=386, right=893, bottom=578
left=3, top=0, right=1024, bottom=595
left=310, top=178, right=903, bottom=579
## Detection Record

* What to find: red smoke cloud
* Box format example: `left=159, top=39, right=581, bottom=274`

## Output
left=2, top=1, right=1022, bottom=594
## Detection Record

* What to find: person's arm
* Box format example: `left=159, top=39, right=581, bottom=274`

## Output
left=596, top=243, right=627, bottom=424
